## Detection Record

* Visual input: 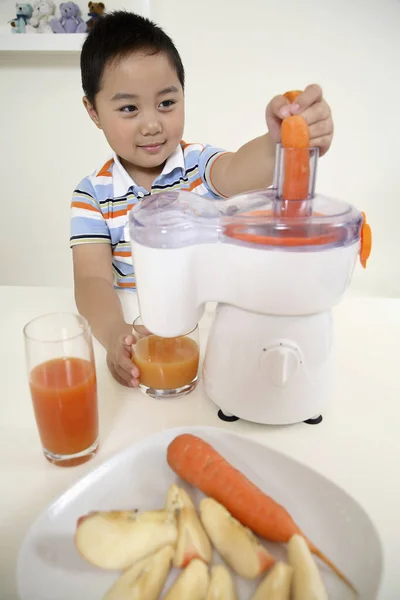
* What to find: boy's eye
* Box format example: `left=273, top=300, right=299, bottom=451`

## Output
left=159, top=100, right=175, bottom=108
left=119, top=105, right=137, bottom=113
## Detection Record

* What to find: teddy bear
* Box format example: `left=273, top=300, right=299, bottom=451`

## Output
left=9, top=3, right=33, bottom=33
left=86, top=1, right=105, bottom=29
left=25, top=0, right=55, bottom=33
left=50, top=1, right=87, bottom=33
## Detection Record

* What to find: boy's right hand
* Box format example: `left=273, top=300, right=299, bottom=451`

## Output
left=106, top=324, right=140, bottom=387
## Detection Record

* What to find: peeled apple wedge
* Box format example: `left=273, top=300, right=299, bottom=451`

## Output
left=103, top=545, right=174, bottom=600
left=207, top=564, right=238, bottom=600
left=166, top=484, right=212, bottom=567
left=199, top=498, right=275, bottom=579
left=251, top=561, right=293, bottom=600
left=164, top=558, right=209, bottom=600
left=75, top=509, right=177, bottom=570
left=288, top=534, right=329, bottom=600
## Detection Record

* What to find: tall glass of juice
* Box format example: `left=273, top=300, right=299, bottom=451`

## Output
left=23, top=312, right=99, bottom=467
left=132, top=316, right=200, bottom=399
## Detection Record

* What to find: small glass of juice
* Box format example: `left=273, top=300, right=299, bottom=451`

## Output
left=23, top=312, right=99, bottom=467
left=132, top=316, right=200, bottom=399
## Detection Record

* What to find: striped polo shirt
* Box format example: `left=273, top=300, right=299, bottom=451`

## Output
left=70, top=141, right=228, bottom=289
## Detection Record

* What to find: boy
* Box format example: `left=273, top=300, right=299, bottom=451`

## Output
left=71, top=11, right=334, bottom=388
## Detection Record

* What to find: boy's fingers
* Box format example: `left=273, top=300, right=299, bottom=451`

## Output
left=308, top=136, right=332, bottom=157
left=124, top=334, right=135, bottom=346
left=114, top=363, right=140, bottom=387
left=267, top=94, right=291, bottom=120
left=114, top=364, right=135, bottom=387
left=119, top=351, right=139, bottom=379
left=107, top=354, right=133, bottom=387
left=120, top=344, right=139, bottom=378
left=297, top=100, right=331, bottom=126
left=121, top=337, right=140, bottom=378
left=291, top=84, right=323, bottom=113
left=308, top=118, right=333, bottom=140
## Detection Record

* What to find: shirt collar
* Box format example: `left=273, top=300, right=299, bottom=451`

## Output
left=159, top=143, right=185, bottom=177
left=112, top=143, right=185, bottom=198
left=112, top=153, right=135, bottom=198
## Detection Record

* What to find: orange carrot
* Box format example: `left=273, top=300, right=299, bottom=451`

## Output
left=360, top=212, right=372, bottom=268
left=167, top=433, right=357, bottom=594
left=283, top=90, right=302, bottom=103
left=281, top=115, right=309, bottom=150
left=281, top=115, right=310, bottom=205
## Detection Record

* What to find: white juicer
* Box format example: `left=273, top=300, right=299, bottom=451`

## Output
left=128, top=144, right=371, bottom=425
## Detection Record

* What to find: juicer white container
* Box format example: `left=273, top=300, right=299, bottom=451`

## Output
left=128, top=145, right=369, bottom=425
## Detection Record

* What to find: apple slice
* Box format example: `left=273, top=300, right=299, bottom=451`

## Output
left=199, top=497, right=275, bottom=579
left=288, top=534, right=329, bottom=600
left=251, top=562, right=293, bottom=600
left=207, top=564, right=238, bottom=600
left=164, top=558, right=209, bottom=600
left=103, top=544, right=174, bottom=600
left=166, top=484, right=212, bottom=567
left=75, top=509, right=177, bottom=570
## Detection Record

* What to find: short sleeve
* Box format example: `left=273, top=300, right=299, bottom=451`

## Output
left=70, top=177, right=111, bottom=247
left=197, top=144, right=231, bottom=198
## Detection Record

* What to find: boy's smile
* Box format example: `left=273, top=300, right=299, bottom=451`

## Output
left=84, top=51, right=185, bottom=188
left=138, top=141, right=165, bottom=154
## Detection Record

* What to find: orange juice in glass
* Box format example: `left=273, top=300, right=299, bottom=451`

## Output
left=23, top=313, right=99, bottom=467
left=132, top=316, right=200, bottom=398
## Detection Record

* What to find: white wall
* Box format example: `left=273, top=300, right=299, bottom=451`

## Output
left=1, top=0, right=399, bottom=295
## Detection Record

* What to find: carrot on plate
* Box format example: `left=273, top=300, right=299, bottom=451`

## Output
left=167, top=433, right=357, bottom=595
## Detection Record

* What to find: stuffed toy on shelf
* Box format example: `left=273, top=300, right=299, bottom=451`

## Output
left=9, top=3, right=33, bottom=33
left=86, top=1, right=105, bottom=30
left=50, top=1, right=87, bottom=33
left=25, top=0, right=56, bottom=33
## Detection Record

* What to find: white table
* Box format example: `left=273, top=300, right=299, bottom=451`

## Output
left=1, top=286, right=399, bottom=599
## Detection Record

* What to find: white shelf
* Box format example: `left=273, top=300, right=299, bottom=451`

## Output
left=0, top=0, right=151, bottom=52
left=0, top=33, right=87, bottom=52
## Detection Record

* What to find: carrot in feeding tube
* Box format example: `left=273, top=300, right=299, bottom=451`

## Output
left=167, top=433, right=358, bottom=595
left=283, top=90, right=302, bottom=103
left=281, top=114, right=310, bottom=202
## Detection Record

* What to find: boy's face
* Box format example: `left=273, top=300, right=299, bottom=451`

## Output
left=84, top=50, right=185, bottom=178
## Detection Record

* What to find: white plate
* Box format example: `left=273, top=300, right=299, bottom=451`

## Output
left=17, top=426, right=382, bottom=600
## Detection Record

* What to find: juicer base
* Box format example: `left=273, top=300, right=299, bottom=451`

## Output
left=304, top=414, right=323, bottom=425
left=216, top=408, right=323, bottom=426
left=217, top=409, right=239, bottom=422
left=203, top=305, right=333, bottom=426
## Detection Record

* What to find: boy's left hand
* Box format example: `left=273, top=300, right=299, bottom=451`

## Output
left=266, top=84, right=334, bottom=157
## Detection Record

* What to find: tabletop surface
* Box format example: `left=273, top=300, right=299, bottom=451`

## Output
left=1, top=285, right=399, bottom=599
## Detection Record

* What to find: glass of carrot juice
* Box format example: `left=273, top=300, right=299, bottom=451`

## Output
left=23, top=313, right=99, bottom=467
left=132, top=316, right=200, bottom=398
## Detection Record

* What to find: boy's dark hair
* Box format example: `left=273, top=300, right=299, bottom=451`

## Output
left=81, top=11, right=185, bottom=105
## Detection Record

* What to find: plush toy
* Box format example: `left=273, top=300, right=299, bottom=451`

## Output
left=9, top=3, right=33, bottom=33
left=86, top=1, right=105, bottom=29
left=25, top=0, right=55, bottom=33
left=50, top=1, right=87, bottom=33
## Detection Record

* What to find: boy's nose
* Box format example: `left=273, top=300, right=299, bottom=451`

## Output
left=140, top=115, right=162, bottom=136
